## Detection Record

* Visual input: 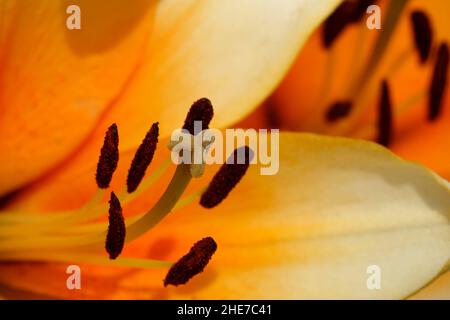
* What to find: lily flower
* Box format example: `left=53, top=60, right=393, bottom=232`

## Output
left=241, top=0, right=450, bottom=298
left=0, top=0, right=449, bottom=300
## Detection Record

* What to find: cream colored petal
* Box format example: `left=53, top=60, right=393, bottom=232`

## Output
left=1, top=133, right=448, bottom=299
left=138, top=133, right=449, bottom=299
left=100, top=0, right=343, bottom=150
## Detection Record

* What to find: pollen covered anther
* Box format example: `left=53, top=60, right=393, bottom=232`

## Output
left=182, top=98, right=214, bottom=135
left=325, top=101, right=353, bottom=122
left=429, top=42, right=449, bottom=121
left=127, top=122, right=159, bottom=193
left=410, top=10, right=433, bottom=64
left=164, top=237, right=217, bottom=287
left=105, top=192, right=126, bottom=260
left=323, top=0, right=374, bottom=48
left=377, top=80, right=393, bottom=147
left=96, top=123, right=119, bottom=189
left=200, top=146, right=252, bottom=209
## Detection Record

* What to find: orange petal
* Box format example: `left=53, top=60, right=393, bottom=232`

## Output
left=0, top=0, right=341, bottom=198
left=0, top=0, right=342, bottom=203
left=268, top=0, right=450, bottom=137
left=392, top=97, right=450, bottom=179
left=0, top=0, right=157, bottom=195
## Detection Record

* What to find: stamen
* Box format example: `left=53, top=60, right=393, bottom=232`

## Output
left=126, top=164, right=192, bottom=242
left=121, top=159, right=171, bottom=204
left=200, top=147, right=252, bottom=209
left=377, top=80, right=393, bottom=147
left=96, top=123, right=119, bottom=189
left=325, top=101, right=353, bottom=122
left=190, top=163, right=206, bottom=178
left=183, top=98, right=214, bottom=135
left=349, top=0, right=407, bottom=97
left=410, top=11, right=433, bottom=64
left=105, top=192, right=126, bottom=259
left=164, top=237, right=217, bottom=287
left=339, top=0, right=407, bottom=136
left=127, top=122, right=159, bottom=193
left=0, top=251, right=172, bottom=269
left=0, top=97, right=225, bottom=274
left=322, top=0, right=373, bottom=48
left=429, top=42, right=449, bottom=121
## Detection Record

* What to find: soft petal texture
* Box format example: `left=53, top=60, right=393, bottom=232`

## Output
left=0, top=0, right=156, bottom=195
left=0, top=0, right=341, bottom=197
left=0, top=133, right=449, bottom=299
left=102, top=0, right=344, bottom=150
left=35, top=0, right=343, bottom=199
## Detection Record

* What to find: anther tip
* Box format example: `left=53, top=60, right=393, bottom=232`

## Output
left=410, top=10, right=433, bottom=64
left=183, top=98, right=214, bottom=135
left=126, top=122, right=160, bottom=193
left=96, top=123, right=119, bottom=189
left=200, top=146, right=252, bottom=209
left=325, top=101, right=353, bottom=122
left=106, top=191, right=126, bottom=260
left=164, top=237, right=217, bottom=287
left=377, top=79, right=392, bottom=147
left=428, top=42, right=449, bottom=122
left=322, top=0, right=373, bottom=48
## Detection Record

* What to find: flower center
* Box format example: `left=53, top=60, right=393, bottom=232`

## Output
left=0, top=98, right=251, bottom=286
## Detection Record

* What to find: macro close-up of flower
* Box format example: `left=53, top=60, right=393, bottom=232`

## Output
left=0, top=0, right=449, bottom=301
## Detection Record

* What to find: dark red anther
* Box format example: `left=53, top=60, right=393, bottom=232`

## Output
left=200, top=146, right=252, bottom=209
left=323, top=0, right=375, bottom=48
left=377, top=80, right=393, bottom=147
left=325, top=101, right=353, bottom=122
left=182, top=98, right=214, bottom=135
left=429, top=43, right=449, bottom=121
left=127, top=122, right=159, bottom=193
left=96, top=124, right=119, bottom=189
left=164, top=237, right=217, bottom=287
left=105, top=192, right=126, bottom=260
left=410, top=11, right=433, bottom=64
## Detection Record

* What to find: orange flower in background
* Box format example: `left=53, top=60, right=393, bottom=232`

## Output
left=0, top=0, right=449, bottom=300
left=258, top=0, right=450, bottom=179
